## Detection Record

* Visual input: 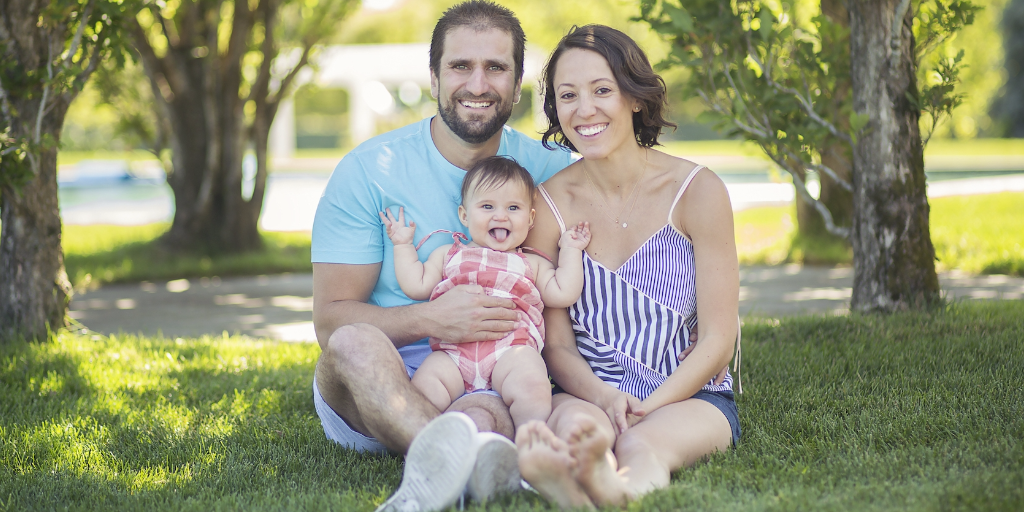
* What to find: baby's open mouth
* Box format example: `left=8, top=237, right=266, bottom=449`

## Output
left=489, top=228, right=509, bottom=242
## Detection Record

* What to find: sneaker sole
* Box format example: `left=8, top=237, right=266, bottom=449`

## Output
left=467, top=432, right=521, bottom=503
left=376, top=412, right=479, bottom=512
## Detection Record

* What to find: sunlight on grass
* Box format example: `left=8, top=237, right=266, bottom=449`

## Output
left=734, top=192, right=1024, bottom=275
left=2, top=303, right=1022, bottom=510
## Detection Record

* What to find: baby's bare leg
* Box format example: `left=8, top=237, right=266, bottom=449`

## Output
left=490, top=346, right=552, bottom=429
left=410, top=351, right=466, bottom=413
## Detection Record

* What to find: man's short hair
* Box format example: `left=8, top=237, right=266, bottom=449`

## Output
left=461, top=156, right=536, bottom=205
left=429, top=1, right=526, bottom=82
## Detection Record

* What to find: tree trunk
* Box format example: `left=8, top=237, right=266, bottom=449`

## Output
left=130, top=7, right=264, bottom=255
left=0, top=0, right=76, bottom=340
left=849, top=0, right=940, bottom=312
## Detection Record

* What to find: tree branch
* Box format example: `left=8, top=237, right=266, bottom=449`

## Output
left=889, top=0, right=912, bottom=69
left=64, top=0, right=95, bottom=68
left=764, top=149, right=850, bottom=238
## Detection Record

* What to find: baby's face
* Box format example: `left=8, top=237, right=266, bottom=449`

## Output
left=459, top=179, right=535, bottom=252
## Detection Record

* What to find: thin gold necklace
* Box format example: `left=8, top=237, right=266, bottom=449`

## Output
left=582, top=148, right=649, bottom=229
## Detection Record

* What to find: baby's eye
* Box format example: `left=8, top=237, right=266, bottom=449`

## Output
left=482, top=204, right=493, bottom=209
left=509, top=205, right=519, bottom=211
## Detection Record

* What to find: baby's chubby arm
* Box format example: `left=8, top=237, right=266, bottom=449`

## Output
left=379, top=207, right=448, bottom=301
left=531, top=221, right=591, bottom=308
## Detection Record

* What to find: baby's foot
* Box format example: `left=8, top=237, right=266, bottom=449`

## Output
left=568, top=416, right=631, bottom=507
left=516, top=421, right=593, bottom=509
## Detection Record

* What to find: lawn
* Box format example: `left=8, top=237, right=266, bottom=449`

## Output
left=734, top=191, right=1024, bottom=275
left=2, top=301, right=1022, bottom=511
left=62, top=190, right=1024, bottom=290
left=63, top=224, right=312, bottom=291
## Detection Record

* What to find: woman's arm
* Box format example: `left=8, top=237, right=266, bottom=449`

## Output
left=640, top=169, right=739, bottom=414
left=525, top=188, right=643, bottom=432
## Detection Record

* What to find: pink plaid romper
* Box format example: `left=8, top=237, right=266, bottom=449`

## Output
left=428, top=233, right=545, bottom=392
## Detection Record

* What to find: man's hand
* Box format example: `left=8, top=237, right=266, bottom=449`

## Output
left=678, top=324, right=729, bottom=385
left=558, top=221, right=591, bottom=251
left=425, top=284, right=519, bottom=343
left=379, top=207, right=417, bottom=246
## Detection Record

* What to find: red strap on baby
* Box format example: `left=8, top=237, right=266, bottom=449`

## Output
left=413, top=229, right=467, bottom=251
left=520, top=246, right=553, bottom=263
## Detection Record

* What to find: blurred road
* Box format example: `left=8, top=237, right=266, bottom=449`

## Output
left=68, top=267, right=1024, bottom=342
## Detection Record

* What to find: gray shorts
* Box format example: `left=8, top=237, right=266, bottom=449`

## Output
left=313, top=343, right=499, bottom=453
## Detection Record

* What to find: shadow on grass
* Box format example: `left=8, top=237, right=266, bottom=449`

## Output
left=64, top=230, right=312, bottom=290
left=3, top=303, right=1024, bottom=511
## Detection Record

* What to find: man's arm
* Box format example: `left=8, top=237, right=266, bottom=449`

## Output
left=312, top=262, right=521, bottom=350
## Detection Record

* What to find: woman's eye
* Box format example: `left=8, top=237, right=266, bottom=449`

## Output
left=596, top=87, right=612, bottom=95
left=559, top=92, right=576, bottom=101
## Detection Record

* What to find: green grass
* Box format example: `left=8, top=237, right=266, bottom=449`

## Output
left=63, top=224, right=312, bottom=290
left=2, top=301, right=1022, bottom=510
left=735, top=191, right=1024, bottom=275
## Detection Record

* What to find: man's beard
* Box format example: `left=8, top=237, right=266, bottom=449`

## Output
left=438, top=93, right=514, bottom=144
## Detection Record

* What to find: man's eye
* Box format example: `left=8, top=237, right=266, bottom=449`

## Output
left=489, top=65, right=504, bottom=71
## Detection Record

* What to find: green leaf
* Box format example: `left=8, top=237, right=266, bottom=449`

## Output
left=758, top=7, right=773, bottom=41
left=661, top=2, right=695, bottom=34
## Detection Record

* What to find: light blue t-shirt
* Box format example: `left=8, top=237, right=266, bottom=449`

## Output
left=312, top=117, right=574, bottom=352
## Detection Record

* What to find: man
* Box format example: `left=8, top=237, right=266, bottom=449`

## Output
left=310, top=1, right=573, bottom=510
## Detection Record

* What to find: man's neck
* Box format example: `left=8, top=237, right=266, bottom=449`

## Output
left=429, top=116, right=503, bottom=171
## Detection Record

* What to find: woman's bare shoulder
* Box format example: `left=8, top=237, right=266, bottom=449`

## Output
left=539, top=159, right=583, bottom=194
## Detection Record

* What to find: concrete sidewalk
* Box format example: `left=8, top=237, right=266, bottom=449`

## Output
left=68, top=267, right=1024, bottom=342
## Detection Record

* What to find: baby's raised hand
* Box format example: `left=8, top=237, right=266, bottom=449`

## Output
left=559, top=221, right=591, bottom=250
left=379, top=207, right=417, bottom=245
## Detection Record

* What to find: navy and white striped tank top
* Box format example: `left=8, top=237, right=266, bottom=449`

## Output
left=539, top=165, right=735, bottom=400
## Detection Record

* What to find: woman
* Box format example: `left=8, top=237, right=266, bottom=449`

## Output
left=516, top=25, right=741, bottom=508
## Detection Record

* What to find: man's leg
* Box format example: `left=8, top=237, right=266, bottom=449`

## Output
left=316, top=323, right=438, bottom=453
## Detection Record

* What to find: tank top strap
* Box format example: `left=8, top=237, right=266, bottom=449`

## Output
left=537, top=184, right=567, bottom=233
left=666, top=165, right=706, bottom=226
left=413, top=228, right=459, bottom=251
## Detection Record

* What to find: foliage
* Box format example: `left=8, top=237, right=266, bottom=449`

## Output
left=2, top=301, right=1023, bottom=509
left=0, top=0, right=137, bottom=191
left=636, top=0, right=979, bottom=239
left=991, top=0, right=1024, bottom=137
left=735, top=191, right=1024, bottom=275
left=63, top=224, right=312, bottom=290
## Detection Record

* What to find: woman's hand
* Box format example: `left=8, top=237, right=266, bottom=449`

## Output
left=379, top=207, right=416, bottom=246
left=597, top=388, right=645, bottom=434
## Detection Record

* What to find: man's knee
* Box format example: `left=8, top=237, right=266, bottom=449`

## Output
left=450, top=393, right=514, bottom=439
left=322, top=323, right=391, bottom=370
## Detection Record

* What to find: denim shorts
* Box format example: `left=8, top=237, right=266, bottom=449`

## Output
left=552, top=384, right=741, bottom=445
left=691, top=389, right=741, bottom=445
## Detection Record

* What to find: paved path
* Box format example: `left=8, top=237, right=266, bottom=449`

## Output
left=69, top=268, right=1024, bottom=342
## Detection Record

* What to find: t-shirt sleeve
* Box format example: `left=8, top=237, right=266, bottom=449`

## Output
left=311, top=155, right=385, bottom=264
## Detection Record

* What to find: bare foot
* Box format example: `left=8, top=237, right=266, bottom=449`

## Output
left=516, top=421, right=594, bottom=509
left=568, top=416, right=631, bottom=507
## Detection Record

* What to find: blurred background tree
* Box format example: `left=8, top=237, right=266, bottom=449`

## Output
left=992, top=0, right=1024, bottom=137
left=125, top=0, right=357, bottom=254
left=1, top=0, right=135, bottom=341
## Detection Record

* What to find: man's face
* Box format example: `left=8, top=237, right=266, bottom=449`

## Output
left=431, top=26, right=522, bottom=144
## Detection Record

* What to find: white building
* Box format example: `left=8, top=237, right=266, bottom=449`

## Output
left=269, top=43, right=548, bottom=159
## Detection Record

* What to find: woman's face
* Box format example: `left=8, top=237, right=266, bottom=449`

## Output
left=552, top=48, right=638, bottom=160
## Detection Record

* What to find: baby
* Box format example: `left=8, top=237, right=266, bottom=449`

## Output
left=380, top=156, right=590, bottom=429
